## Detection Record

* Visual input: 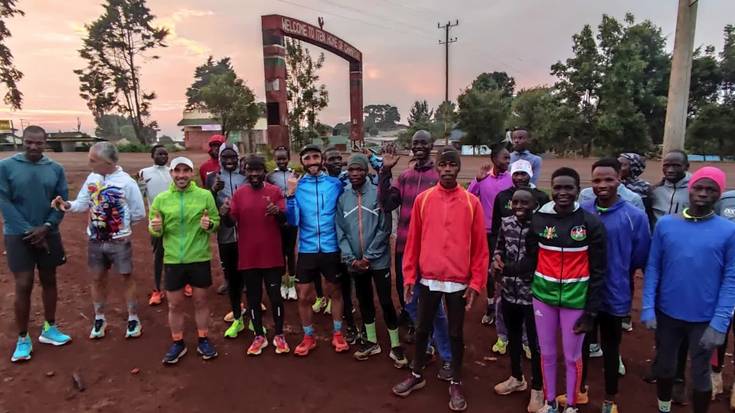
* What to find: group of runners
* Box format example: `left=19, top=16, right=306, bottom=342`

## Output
left=2, top=125, right=735, bottom=413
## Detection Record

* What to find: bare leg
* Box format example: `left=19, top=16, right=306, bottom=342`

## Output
left=91, top=269, right=109, bottom=317
left=13, top=271, right=34, bottom=334
left=192, top=287, right=210, bottom=333
left=297, top=283, right=316, bottom=328
left=37, top=268, right=58, bottom=323
left=167, top=290, right=185, bottom=339
left=325, top=280, right=344, bottom=325
left=121, top=273, right=138, bottom=318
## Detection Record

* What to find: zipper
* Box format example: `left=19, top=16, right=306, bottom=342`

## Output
left=357, top=190, right=365, bottom=256
left=667, top=184, right=677, bottom=214
left=178, top=190, right=185, bottom=263
left=315, top=177, right=321, bottom=251
left=558, top=219, right=564, bottom=307
left=228, top=173, right=238, bottom=242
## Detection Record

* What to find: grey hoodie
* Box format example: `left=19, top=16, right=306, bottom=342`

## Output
left=336, top=180, right=391, bottom=270
left=650, top=172, right=691, bottom=226
left=717, top=190, right=735, bottom=222
left=206, top=143, right=247, bottom=244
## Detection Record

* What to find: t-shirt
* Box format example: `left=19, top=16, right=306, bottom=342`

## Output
left=138, top=165, right=172, bottom=209
left=198, top=157, right=220, bottom=186
left=229, top=183, right=285, bottom=270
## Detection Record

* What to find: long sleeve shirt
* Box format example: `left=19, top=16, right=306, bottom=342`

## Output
left=467, top=169, right=513, bottom=233
left=510, top=150, right=542, bottom=185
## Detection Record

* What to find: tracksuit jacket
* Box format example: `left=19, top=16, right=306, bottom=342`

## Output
left=650, top=173, right=691, bottom=225
left=205, top=144, right=247, bottom=245
left=581, top=198, right=651, bottom=317
left=286, top=172, right=343, bottom=253
left=490, top=186, right=551, bottom=246
left=493, top=215, right=536, bottom=306
left=336, top=181, right=391, bottom=270
left=529, top=202, right=607, bottom=313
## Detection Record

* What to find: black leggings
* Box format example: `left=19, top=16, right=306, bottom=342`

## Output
left=219, top=243, right=240, bottom=316
left=412, top=284, right=466, bottom=382
left=152, top=236, right=164, bottom=291
left=280, top=225, right=297, bottom=277
left=353, top=268, right=398, bottom=330
left=341, top=264, right=355, bottom=325
left=712, top=318, right=734, bottom=373
left=502, top=299, right=542, bottom=390
left=244, top=267, right=285, bottom=336
left=394, top=254, right=406, bottom=311
left=486, top=234, right=495, bottom=300
left=581, top=312, right=623, bottom=396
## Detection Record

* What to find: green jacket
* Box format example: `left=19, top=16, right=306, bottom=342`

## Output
left=149, top=182, right=219, bottom=264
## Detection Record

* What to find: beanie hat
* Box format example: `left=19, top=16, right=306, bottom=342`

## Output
left=689, top=166, right=726, bottom=193
left=510, top=159, right=533, bottom=178
left=437, top=148, right=461, bottom=168
left=347, top=154, right=369, bottom=170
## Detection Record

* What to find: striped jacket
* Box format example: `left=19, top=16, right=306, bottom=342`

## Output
left=530, top=202, right=606, bottom=312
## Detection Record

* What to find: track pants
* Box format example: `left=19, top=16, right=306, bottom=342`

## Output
left=581, top=312, right=623, bottom=396
left=244, top=267, right=285, bottom=336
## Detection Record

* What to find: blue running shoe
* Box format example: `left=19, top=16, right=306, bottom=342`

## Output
left=197, top=338, right=218, bottom=360
left=162, top=341, right=187, bottom=365
left=39, top=321, right=71, bottom=346
left=11, top=335, right=32, bottom=362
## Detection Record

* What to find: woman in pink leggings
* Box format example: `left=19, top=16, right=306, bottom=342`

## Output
left=528, top=168, right=607, bottom=413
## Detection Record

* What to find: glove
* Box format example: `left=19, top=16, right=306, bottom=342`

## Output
left=699, top=326, right=726, bottom=351
left=642, top=318, right=657, bottom=330
left=573, top=312, right=596, bottom=335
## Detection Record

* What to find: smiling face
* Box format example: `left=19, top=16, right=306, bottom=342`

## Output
left=492, top=147, right=511, bottom=173
left=511, top=190, right=536, bottom=221
left=245, top=164, right=266, bottom=188
left=274, top=150, right=289, bottom=170
left=171, top=164, right=194, bottom=189
left=300, top=150, right=323, bottom=176
left=512, top=171, right=531, bottom=188
left=220, top=149, right=238, bottom=172
left=551, top=175, right=579, bottom=209
left=591, top=165, right=620, bottom=204
left=689, top=178, right=720, bottom=211
left=411, top=133, right=432, bottom=162
left=324, top=150, right=343, bottom=177
left=152, top=146, right=169, bottom=166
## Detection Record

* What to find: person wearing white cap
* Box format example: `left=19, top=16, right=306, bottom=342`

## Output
left=149, top=156, right=221, bottom=364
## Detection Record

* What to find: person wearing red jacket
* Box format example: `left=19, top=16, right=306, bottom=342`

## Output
left=391, top=148, right=489, bottom=412
left=198, top=134, right=225, bottom=186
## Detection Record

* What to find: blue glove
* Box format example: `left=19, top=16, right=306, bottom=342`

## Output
left=699, top=326, right=726, bottom=351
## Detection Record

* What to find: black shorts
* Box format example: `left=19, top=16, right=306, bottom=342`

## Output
left=5, top=232, right=66, bottom=273
left=164, top=261, right=212, bottom=292
left=295, top=252, right=342, bottom=284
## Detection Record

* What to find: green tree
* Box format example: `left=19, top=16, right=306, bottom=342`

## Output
left=0, top=0, right=23, bottom=109
left=363, top=104, right=400, bottom=131
left=689, top=46, right=722, bottom=117
left=721, top=25, right=735, bottom=103
left=186, top=56, right=234, bottom=109
left=457, top=88, right=510, bottom=150
left=471, top=72, right=515, bottom=98
left=686, top=103, right=735, bottom=157
left=75, top=0, right=168, bottom=144
left=95, top=113, right=156, bottom=141
left=285, top=39, right=329, bottom=150
left=332, top=122, right=350, bottom=136
left=509, top=87, right=557, bottom=153
left=198, top=72, right=259, bottom=138
left=434, top=100, right=458, bottom=134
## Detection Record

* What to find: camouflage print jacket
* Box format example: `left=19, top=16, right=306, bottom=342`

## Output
left=493, top=215, right=536, bottom=306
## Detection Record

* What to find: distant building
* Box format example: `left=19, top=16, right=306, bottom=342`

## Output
left=47, top=131, right=103, bottom=152
left=177, top=110, right=268, bottom=152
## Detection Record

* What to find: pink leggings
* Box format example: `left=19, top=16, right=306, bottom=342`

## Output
left=533, top=298, right=586, bottom=405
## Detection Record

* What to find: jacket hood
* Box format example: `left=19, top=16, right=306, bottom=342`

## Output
left=662, top=172, right=691, bottom=189
left=11, top=152, right=52, bottom=164
left=218, top=143, right=240, bottom=171
left=538, top=201, right=580, bottom=215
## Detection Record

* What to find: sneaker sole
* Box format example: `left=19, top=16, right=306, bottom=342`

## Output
left=162, top=347, right=188, bottom=365
left=393, top=379, right=426, bottom=397
left=247, top=341, right=269, bottom=356
left=390, top=353, right=409, bottom=369
left=197, top=348, right=218, bottom=360
left=275, top=347, right=290, bottom=354
left=294, top=343, right=317, bottom=357
left=449, top=400, right=468, bottom=412
left=333, top=343, right=350, bottom=353
left=38, top=335, right=71, bottom=346
left=354, top=346, right=382, bottom=360
left=89, top=331, right=106, bottom=340
left=125, top=330, right=142, bottom=339
left=11, top=354, right=32, bottom=362
left=495, top=383, right=528, bottom=395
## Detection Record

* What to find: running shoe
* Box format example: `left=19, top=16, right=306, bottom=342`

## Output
left=197, top=338, right=218, bottom=360
left=562, top=407, right=579, bottom=413
left=223, top=305, right=246, bottom=323
left=492, top=337, right=508, bottom=355
left=125, top=319, right=142, bottom=339
left=89, top=319, right=107, bottom=339
left=437, top=360, right=453, bottom=381
left=537, top=402, right=560, bottom=413
left=162, top=341, right=187, bottom=364
left=392, top=374, right=426, bottom=397
left=448, top=382, right=467, bottom=412
left=332, top=331, right=349, bottom=353
left=287, top=286, right=297, bottom=301
left=39, top=321, right=71, bottom=346
left=481, top=303, right=495, bottom=326
left=247, top=319, right=267, bottom=335
left=294, top=335, right=316, bottom=356
left=224, top=318, right=245, bottom=338
left=528, top=389, right=545, bottom=413
left=601, top=401, right=618, bottom=413
left=344, top=325, right=359, bottom=345
left=324, top=299, right=332, bottom=315
left=148, top=290, right=164, bottom=306
left=389, top=346, right=409, bottom=369
left=312, top=297, right=326, bottom=313
left=589, top=343, right=603, bottom=358
left=494, top=376, right=528, bottom=395
left=556, top=386, right=589, bottom=407
left=523, top=343, right=532, bottom=360
left=11, top=335, right=32, bottom=362
left=184, top=284, right=193, bottom=297
left=618, top=356, right=626, bottom=376
left=247, top=335, right=268, bottom=356
left=280, top=284, right=288, bottom=300
left=621, top=317, right=633, bottom=332
left=273, top=335, right=290, bottom=354
left=353, top=341, right=381, bottom=360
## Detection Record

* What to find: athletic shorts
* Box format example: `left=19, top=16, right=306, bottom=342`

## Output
left=164, top=261, right=212, bottom=291
left=88, top=239, right=133, bottom=274
left=295, top=252, right=342, bottom=284
left=5, top=232, right=66, bottom=273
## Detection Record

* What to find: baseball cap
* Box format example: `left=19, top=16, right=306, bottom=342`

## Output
left=510, top=159, right=533, bottom=178
left=299, top=144, right=322, bottom=157
left=170, top=156, right=194, bottom=171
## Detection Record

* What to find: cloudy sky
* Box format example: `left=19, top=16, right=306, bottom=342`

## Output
left=1, top=0, right=733, bottom=139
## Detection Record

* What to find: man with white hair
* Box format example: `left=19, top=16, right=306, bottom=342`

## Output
left=52, top=142, right=146, bottom=340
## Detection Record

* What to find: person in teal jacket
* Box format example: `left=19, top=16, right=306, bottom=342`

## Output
left=149, top=156, right=220, bottom=365
left=0, top=126, right=71, bottom=362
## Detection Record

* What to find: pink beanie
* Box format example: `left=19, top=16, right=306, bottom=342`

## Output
left=689, top=166, right=726, bottom=192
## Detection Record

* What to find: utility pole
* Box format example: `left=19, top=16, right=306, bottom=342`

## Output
left=438, top=20, right=458, bottom=145
left=662, top=0, right=698, bottom=154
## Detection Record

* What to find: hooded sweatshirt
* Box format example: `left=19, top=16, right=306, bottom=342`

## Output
left=286, top=172, right=343, bottom=253
left=0, top=153, right=68, bottom=235
left=717, top=190, right=735, bottom=222
left=336, top=180, right=391, bottom=270
left=650, top=172, right=691, bottom=225
left=379, top=161, right=439, bottom=254
left=581, top=198, right=651, bottom=316
left=205, top=143, right=247, bottom=244
left=402, top=184, right=489, bottom=293
left=69, top=166, right=146, bottom=241
left=467, top=169, right=513, bottom=233
left=530, top=202, right=606, bottom=312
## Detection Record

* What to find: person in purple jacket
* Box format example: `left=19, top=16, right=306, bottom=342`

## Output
left=468, top=143, right=513, bottom=342
left=579, top=158, right=650, bottom=413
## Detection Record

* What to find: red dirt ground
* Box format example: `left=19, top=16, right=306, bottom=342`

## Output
left=0, top=151, right=732, bottom=413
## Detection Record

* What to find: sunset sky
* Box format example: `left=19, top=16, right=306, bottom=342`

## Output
left=1, top=0, right=733, bottom=139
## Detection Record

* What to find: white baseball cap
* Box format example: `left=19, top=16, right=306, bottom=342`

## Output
left=170, top=156, right=194, bottom=171
left=510, top=159, right=533, bottom=178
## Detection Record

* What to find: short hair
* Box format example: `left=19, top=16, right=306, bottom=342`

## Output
left=244, top=154, right=267, bottom=171
left=551, top=167, right=580, bottom=188
left=666, top=149, right=689, bottom=165
left=274, top=145, right=289, bottom=155
left=91, top=141, right=119, bottom=164
left=23, top=125, right=47, bottom=138
left=150, top=144, right=165, bottom=157
left=591, top=157, right=621, bottom=173
left=490, top=142, right=510, bottom=160
left=512, top=186, right=535, bottom=198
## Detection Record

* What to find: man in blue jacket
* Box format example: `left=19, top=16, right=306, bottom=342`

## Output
left=286, top=144, right=349, bottom=356
left=0, top=126, right=72, bottom=362
left=579, top=158, right=650, bottom=413
left=642, top=166, right=735, bottom=413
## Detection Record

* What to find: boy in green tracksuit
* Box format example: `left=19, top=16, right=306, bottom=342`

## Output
left=149, top=157, right=220, bottom=364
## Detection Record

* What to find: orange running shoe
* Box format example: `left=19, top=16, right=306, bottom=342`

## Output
left=332, top=331, right=349, bottom=353
left=294, top=335, right=316, bottom=356
left=148, top=290, right=164, bottom=306
left=184, top=284, right=193, bottom=297
left=273, top=335, right=290, bottom=354
left=247, top=336, right=268, bottom=356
